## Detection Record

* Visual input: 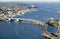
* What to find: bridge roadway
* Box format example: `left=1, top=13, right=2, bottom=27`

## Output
left=5, top=18, right=57, bottom=39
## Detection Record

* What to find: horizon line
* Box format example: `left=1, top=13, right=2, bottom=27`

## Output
left=0, top=1, right=60, bottom=3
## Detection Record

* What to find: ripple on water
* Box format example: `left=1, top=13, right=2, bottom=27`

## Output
left=0, top=21, right=44, bottom=39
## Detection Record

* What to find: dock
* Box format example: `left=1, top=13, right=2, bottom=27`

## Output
left=0, top=18, right=58, bottom=39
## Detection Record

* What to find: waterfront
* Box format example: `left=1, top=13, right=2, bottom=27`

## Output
left=0, top=2, right=59, bottom=39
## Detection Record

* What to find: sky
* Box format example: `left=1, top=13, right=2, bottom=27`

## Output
left=0, top=0, right=60, bottom=2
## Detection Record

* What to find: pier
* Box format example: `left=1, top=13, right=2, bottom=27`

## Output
left=0, top=18, right=58, bottom=39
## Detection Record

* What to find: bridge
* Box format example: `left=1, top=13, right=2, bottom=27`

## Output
left=2, top=18, right=57, bottom=39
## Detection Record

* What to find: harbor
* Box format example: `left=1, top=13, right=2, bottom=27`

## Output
left=0, top=5, right=59, bottom=39
left=0, top=2, right=60, bottom=39
left=0, top=17, right=59, bottom=39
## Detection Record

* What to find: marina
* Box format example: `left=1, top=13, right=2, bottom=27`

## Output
left=0, top=5, right=59, bottom=39
left=0, top=17, right=59, bottom=39
left=0, top=2, right=60, bottom=39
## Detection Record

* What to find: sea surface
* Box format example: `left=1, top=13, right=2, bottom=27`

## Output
left=0, top=2, right=59, bottom=39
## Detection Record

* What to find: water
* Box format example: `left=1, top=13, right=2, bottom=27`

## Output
left=0, top=2, right=59, bottom=39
